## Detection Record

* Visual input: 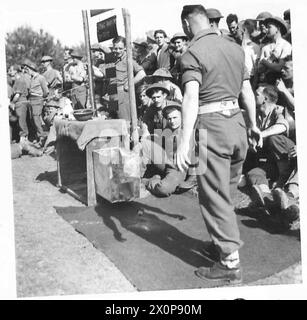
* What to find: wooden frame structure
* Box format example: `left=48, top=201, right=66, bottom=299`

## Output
left=56, top=8, right=138, bottom=206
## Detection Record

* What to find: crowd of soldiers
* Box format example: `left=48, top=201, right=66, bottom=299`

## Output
left=7, top=7, right=298, bottom=233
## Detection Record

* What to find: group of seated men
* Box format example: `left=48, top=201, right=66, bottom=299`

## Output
left=7, top=7, right=298, bottom=228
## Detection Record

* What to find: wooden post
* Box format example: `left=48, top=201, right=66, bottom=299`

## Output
left=82, top=10, right=97, bottom=116
left=122, top=8, right=139, bottom=148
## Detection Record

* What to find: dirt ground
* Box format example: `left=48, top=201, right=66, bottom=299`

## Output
left=12, top=153, right=302, bottom=298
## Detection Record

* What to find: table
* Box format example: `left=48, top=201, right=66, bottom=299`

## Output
left=55, top=118, right=129, bottom=206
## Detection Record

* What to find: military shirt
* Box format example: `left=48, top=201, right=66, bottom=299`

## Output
left=109, top=52, right=143, bottom=87
left=180, top=29, right=248, bottom=105
left=43, top=68, right=63, bottom=89
left=12, top=74, right=30, bottom=103
left=29, top=73, right=49, bottom=98
left=256, top=105, right=289, bottom=135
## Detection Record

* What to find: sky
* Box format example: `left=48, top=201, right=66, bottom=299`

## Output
left=2, top=0, right=296, bottom=47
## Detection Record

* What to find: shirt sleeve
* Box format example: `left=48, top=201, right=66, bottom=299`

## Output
left=12, top=79, right=24, bottom=95
left=78, top=65, right=87, bottom=80
left=243, top=64, right=250, bottom=81
left=133, top=60, right=144, bottom=75
left=180, top=50, right=203, bottom=86
left=272, top=108, right=289, bottom=133
left=280, top=41, right=292, bottom=59
left=260, top=44, right=269, bottom=61
left=39, top=76, right=49, bottom=98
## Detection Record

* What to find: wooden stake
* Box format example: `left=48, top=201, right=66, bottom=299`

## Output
left=122, top=8, right=139, bottom=148
left=82, top=10, right=96, bottom=116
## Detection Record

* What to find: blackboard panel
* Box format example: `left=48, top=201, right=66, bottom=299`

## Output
left=97, top=15, right=118, bottom=42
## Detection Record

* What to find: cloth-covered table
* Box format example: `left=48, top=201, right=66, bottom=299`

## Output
left=55, top=118, right=130, bottom=205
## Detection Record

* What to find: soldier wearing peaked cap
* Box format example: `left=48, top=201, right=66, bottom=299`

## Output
left=68, top=50, right=88, bottom=109
left=169, top=32, right=189, bottom=89
left=41, top=55, right=53, bottom=62
left=176, top=4, right=261, bottom=284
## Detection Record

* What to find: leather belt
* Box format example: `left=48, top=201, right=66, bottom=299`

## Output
left=198, top=100, right=239, bottom=115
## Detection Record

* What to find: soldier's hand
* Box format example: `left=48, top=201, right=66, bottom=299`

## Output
left=248, top=125, right=262, bottom=152
left=176, top=138, right=191, bottom=172
left=276, top=78, right=287, bottom=93
left=289, top=145, right=297, bottom=159
left=9, top=102, right=15, bottom=111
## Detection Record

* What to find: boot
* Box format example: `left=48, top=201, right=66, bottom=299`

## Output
left=177, top=174, right=197, bottom=191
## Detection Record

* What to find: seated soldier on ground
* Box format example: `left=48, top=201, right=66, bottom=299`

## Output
left=257, top=16, right=291, bottom=85
left=136, top=84, right=151, bottom=122
left=274, top=57, right=298, bottom=227
left=244, top=85, right=298, bottom=227
left=151, top=68, right=183, bottom=103
left=139, top=102, right=196, bottom=197
left=141, top=83, right=173, bottom=135
left=276, top=58, right=295, bottom=140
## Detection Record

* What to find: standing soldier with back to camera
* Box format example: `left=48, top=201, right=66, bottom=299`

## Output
left=176, top=5, right=261, bottom=284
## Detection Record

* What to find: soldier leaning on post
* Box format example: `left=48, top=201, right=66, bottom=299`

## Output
left=90, top=43, right=108, bottom=108
left=109, top=36, right=146, bottom=121
left=63, top=47, right=74, bottom=93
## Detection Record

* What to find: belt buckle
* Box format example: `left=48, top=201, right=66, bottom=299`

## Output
left=221, top=100, right=227, bottom=106
left=221, top=100, right=230, bottom=115
left=221, top=109, right=231, bottom=116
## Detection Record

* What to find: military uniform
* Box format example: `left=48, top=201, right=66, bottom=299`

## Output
left=69, top=52, right=87, bottom=109
left=27, top=62, right=49, bottom=140
left=181, top=29, right=249, bottom=258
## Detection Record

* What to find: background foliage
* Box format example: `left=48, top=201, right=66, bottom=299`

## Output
left=6, top=26, right=85, bottom=72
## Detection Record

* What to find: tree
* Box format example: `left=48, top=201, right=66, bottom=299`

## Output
left=6, top=26, right=65, bottom=72
left=5, top=26, right=85, bottom=72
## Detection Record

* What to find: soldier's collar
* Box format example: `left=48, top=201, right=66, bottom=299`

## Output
left=189, top=29, right=218, bottom=46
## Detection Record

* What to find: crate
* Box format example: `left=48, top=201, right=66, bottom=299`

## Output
left=93, top=147, right=141, bottom=203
